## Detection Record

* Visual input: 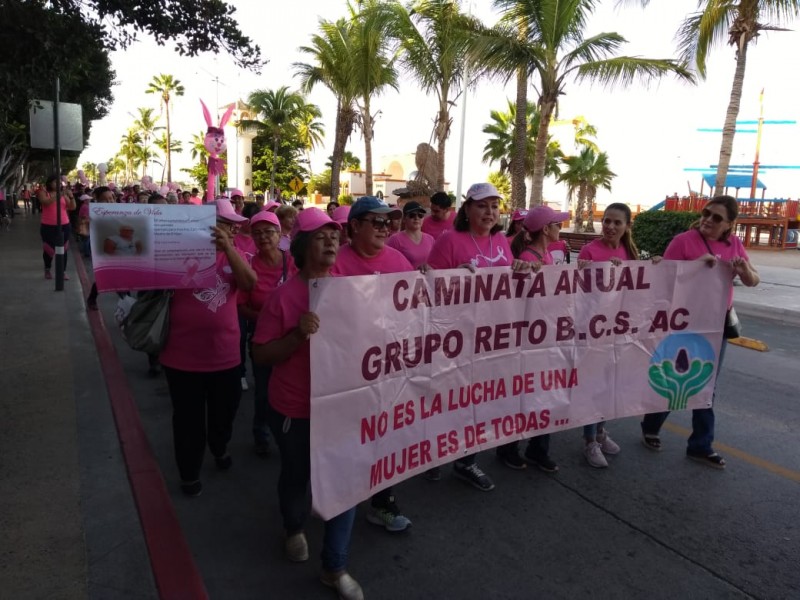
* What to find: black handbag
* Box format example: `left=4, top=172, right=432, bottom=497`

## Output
left=724, top=307, right=742, bottom=339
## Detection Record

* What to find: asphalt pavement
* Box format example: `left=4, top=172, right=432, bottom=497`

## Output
left=1, top=211, right=798, bottom=600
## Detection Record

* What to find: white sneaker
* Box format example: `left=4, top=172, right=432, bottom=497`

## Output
left=285, top=532, right=308, bottom=562
left=585, top=441, right=608, bottom=468
left=240, top=376, right=249, bottom=391
left=598, top=432, right=620, bottom=455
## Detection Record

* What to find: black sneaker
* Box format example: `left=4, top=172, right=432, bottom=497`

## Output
left=215, top=455, right=233, bottom=471
left=496, top=450, right=527, bottom=470
left=524, top=453, right=559, bottom=473
left=180, top=480, right=202, bottom=497
left=453, top=461, right=495, bottom=491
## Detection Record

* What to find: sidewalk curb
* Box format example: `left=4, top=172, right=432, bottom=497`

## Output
left=75, top=258, right=208, bottom=600
left=734, top=299, right=800, bottom=327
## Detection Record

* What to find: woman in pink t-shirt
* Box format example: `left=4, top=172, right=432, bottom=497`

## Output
left=159, top=199, right=256, bottom=497
left=38, top=175, right=76, bottom=279
left=575, top=203, right=645, bottom=467
left=251, top=208, right=363, bottom=599
left=238, top=210, right=297, bottom=457
left=642, top=196, right=759, bottom=469
left=497, top=205, right=569, bottom=473
left=386, top=201, right=435, bottom=268
left=426, top=183, right=531, bottom=492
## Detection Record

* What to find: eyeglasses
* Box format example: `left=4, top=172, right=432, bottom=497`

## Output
left=701, top=208, right=728, bottom=224
left=360, top=217, right=391, bottom=230
left=251, top=228, right=279, bottom=238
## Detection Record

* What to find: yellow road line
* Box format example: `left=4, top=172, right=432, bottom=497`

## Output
left=728, top=337, right=769, bottom=352
left=663, top=422, right=800, bottom=483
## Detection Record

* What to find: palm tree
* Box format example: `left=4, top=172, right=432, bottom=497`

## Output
left=376, top=0, right=474, bottom=191
left=154, top=132, right=184, bottom=184
left=106, top=157, right=126, bottom=183
left=326, top=151, right=361, bottom=171
left=146, top=74, right=185, bottom=184
left=119, top=129, right=143, bottom=183
left=347, top=0, right=400, bottom=195
left=482, top=100, right=564, bottom=204
left=247, top=86, right=310, bottom=199
left=295, top=106, right=325, bottom=179
left=476, top=0, right=693, bottom=207
left=132, top=107, right=161, bottom=178
left=557, top=147, right=615, bottom=233
left=189, top=131, right=209, bottom=165
left=80, top=161, right=98, bottom=184
left=295, top=18, right=361, bottom=201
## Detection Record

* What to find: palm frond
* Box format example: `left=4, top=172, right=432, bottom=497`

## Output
left=573, top=56, right=695, bottom=88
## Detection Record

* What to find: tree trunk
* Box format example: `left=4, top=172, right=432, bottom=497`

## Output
left=165, top=99, right=172, bottom=183
left=330, top=100, right=356, bottom=202
left=362, top=97, right=374, bottom=196
left=530, top=99, right=556, bottom=208
left=714, top=35, right=749, bottom=196
left=584, top=185, right=596, bottom=233
left=511, top=66, right=528, bottom=210
left=270, top=135, right=278, bottom=200
left=435, top=90, right=450, bottom=192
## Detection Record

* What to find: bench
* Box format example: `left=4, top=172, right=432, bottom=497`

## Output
left=560, top=231, right=601, bottom=254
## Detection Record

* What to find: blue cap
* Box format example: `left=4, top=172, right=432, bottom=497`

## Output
left=349, top=196, right=402, bottom=221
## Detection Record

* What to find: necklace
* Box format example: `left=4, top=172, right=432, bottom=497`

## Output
left=469, top=232, right=504, bottom=265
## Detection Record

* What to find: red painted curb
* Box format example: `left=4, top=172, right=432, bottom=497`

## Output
left=75, top=257, right=208, bottom=600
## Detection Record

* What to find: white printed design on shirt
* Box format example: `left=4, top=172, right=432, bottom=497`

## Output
left=470, top=247, right=506, bottom=268
left=193, top=274, right=230, bottom=313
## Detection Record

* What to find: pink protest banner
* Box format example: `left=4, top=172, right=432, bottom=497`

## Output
left=309, top=261, right=729, bottom=520
left=89, top=203, right=216, bottom=292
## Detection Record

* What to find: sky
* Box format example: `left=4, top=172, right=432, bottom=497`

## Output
left=77, top=0, right=800, bottom=208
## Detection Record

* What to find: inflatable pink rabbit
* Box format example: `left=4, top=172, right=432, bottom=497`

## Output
left=200, top=100, right=235, bottom=202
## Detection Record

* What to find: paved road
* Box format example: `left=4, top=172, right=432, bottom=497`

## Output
left=93, top=273, right=799, bottom=600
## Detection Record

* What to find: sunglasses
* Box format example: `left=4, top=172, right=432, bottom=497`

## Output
left=405, top=212, right=425, bottom=219
left=701, top=208, right=728, bottom=224
left=360, top=217, right=391, bottom=230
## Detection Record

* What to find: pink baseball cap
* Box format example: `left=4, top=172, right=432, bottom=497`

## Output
left=229, top=188, right=244, bottom=198
left=250, top=211, right=281, bottom=229
left=511, top=209, right=528, bottom=221
left=263, top=201, right=281, bottom=212
left=292, top=207, right=342, bottom=236
left=332, top=205, right=351, bottom=224
left=215, top=198, right=248, bottom=223
left=523, top=205, right=570, bottom=233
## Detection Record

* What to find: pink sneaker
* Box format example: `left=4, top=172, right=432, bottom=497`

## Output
left=598, top=432, right=621, bottom=455
left=44, top=269, right=52, bottom=280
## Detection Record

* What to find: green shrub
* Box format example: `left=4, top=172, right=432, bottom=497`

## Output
left=632, top=211, right=699, bottom=256
left=338, top=193, right=354, bottom=205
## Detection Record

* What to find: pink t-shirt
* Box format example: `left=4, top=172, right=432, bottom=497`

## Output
left=252, top=275, right=314, bottom=418
left=664, top=229, right=748, bottom=308
left=578, top=239, right=633, bottom=262
left=518, top=247, right=553, bottom=265
left=547, top=240, right=569, bottom=265
left=331, top=243, right=413, bottom=275
left=188, top=196, right=203, bottom=205
left=159, top=250, right=245, bottom=372
left=427, top=230, right=513, bottom=269
left=41, top=194, right=70, bottom=226
left=234, top=233, right=257, bottom=262
left=421, top=211, right=455, bottom=240
left=78, top=202, right=90, bottom=220
left=386, top=231, right=435, bottom=268
left=238, top=251, right=297, bottom=313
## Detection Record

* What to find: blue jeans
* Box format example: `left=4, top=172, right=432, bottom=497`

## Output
left=266, top=406, right=355, bottom=572
left=583, top=422, right=606, bottom=439
left=251, top=360, right=272, bottom=443
left=641, top=339, right=727, bottom=455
